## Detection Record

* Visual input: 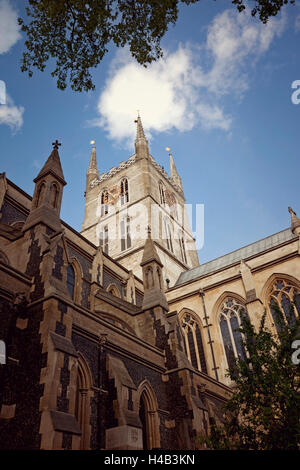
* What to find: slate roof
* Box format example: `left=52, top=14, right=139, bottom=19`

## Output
left=175, top=228, right=297, bottom=286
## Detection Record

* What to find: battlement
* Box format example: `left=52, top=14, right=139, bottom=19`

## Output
left=89, top=154, right=183, bottom=195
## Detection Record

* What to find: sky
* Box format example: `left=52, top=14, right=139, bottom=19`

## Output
left=0, top=0, right=300, bottom=264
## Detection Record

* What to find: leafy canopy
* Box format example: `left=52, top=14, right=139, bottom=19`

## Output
left=18, top=0, right=295, bottom=92
left=200, top=303, right=300, bottom=450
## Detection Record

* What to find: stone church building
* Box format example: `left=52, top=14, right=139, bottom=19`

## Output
left=0, top=116, right=299, bottom=450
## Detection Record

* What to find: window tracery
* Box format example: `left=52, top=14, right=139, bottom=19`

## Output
left=180, top=312, right=207, bottom=373
left=120, top=178, right=129, bottom=205
left=219, top=297, right=249, bottom=371
left=269, top=279, right=300, bottom=332
left=67, top=264, right=75, bottom=299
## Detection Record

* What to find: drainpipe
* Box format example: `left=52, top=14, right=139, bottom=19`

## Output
left=199, top=288, right=219, bottom=382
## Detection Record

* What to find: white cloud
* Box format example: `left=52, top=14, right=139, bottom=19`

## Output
left=94, top=46, right=231, bottom=146
left=206, top=9, right=286, bottom=95
left=93, top=9, right=286, bottom=146
left=0, top=1, right=24, bottom=132
left=0, top=94, right=24, bottom=132
left=0, top=0, right=21, bottom=54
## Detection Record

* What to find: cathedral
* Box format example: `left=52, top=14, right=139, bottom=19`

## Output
left=0, top=116, right=299, bottom=450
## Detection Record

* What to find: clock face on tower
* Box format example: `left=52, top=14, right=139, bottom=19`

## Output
left=164, top=189, right=176, bottom=207
left=106, top=185, right=121, bottom=204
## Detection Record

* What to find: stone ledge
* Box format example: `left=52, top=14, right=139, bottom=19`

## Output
left=50, top=410, right=81, bottom=435
left=50, top=331, right=78, bottom=357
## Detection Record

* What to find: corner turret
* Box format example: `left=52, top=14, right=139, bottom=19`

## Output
left=22, top=140, right=66, bottom=233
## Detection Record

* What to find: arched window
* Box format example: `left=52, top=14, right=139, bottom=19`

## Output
left=145, top=266, right=154, bottom=289
left=157, top=267, right=162, bottom=290
left=75, top=355, right=93, bottom=449
left=139, top=393, right=148, bottom=450
left=67, top=264, right=76, bottom=299
left=106, top=284, right=121, bottom=298
left=159, top=181, right=165, bottom=205
left=36, top=181, right=46, bottom=207
left=164, top=217, right=173, bottom=252
left=50, top=182, right=59, bottom=208
left=120, top=216, right=131, bottom=251
left=138, top=381, right=160, bottom=450
left=120, top=178, right=129, bottom=205
left=181, top=312, right=207, bottom=373
left=219, top=297, right=249, bottom=371
left=269, top=279, right=300, bottom=333
left=99, top=225, right=109, bottom=254
left=100, top=190, right=109, bottom=216
left=179, top=233, right=187, bottom=264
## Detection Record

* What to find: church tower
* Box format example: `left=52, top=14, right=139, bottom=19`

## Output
left=81, top=115, right=199, bottom=286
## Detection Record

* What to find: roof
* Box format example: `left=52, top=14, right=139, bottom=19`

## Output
left=175, top=228, right=297, bottom=286
left=34, top=148, right=66, bottom=185
left=140, top=231, right=163, bottom=267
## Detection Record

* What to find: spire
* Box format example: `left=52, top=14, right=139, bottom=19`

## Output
left=140, top=226, right=169, bottom=311
left=22, top=140, right=66, bottom=233
left=34, top=140, right=66, bottom=186
left=85, top=140, right=99, bottom=194
left=87, top=140, right=99, bottom=177
left=136, top=113, right=146, bottom=140
left=134, top=113, right=149, bottom=159
left=288, top=206, right=300, bottom=235
left=140, top=226, right=163, bottom=267
left=167, top=147, right=182, bottom=190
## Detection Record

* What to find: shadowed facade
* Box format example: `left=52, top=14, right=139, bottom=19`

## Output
left=0, top=121, right=299, bottom=449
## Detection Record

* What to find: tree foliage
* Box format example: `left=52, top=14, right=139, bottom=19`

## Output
left=18, top=0, right=295, bottom=92
left=200, top=304, right=300, bottom=450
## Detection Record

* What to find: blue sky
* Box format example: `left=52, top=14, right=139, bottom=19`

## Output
left=0, top=0, right=300, bottom=264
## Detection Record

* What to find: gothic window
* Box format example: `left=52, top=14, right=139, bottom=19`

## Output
left=159, top=181, right=165, bottom=205
left=139, top=393, right=148, bottom=450
left=120, top=178, right=129, bottom=205
left=157, top=267, right=162, bottom=289
left=181, top=313, right=207, bottom=373
left=179, top=233, right=187, bottom=264
left=75, top=356, right=93, bottom=449
left=219, top=297, right=249, bottom=371
left=36, top=181, right=46, bottom=207
left=145, top=266, right=154, bottom=289
left=67, top=264, right=75, bottom=299
left=100, top=190, right=109, bottom=216
left=107, top=284, right=121, bottom=297
left=120, top=216, right=131, bottom=251
left=138, top=381, right=160, bottom=450
left=50, top=182, right=59, bottom=208
left=268, top=279, right=300, bottom=333
left=164, top=217, right=173, bottom=253
left=99, top=225, right=109, bottom=254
